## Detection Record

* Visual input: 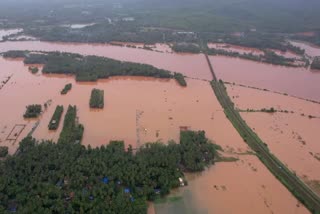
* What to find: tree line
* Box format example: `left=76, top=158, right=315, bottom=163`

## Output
left=3, top=51, right=187, bottom=86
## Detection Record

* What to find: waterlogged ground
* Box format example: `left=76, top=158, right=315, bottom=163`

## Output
left=208, top=43, right=300, bottom=58
left=153, top=155, right=309, bottom=214
left=227, top=84, right=320, bottom=195
left=0, top=56, right=245, bottom=153
left=0, top=29, right=23, bottom=41
left=210, top=55, right=320, bottom=101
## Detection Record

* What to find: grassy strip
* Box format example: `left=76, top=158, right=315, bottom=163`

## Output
left=210, top=80, right=320, bottom=213
left=61, top=83, right=72, bottom=95
left=90, top=89, right=104, bottom=109
left=58, top=105, right=84, bottom=144
left=48, top=105, right=64, bottom=130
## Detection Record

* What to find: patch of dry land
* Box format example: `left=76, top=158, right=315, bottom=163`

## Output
left=227, top=84, right=320, bottom=196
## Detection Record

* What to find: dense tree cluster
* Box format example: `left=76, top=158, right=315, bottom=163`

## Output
left=4, top=50, right=188, bottom=86
left=173, top=73, right=187, bottom=87
left=23, top=104, right=42, bottom=118
left=61, top=83, right=72, bottom=95
left=203, top=32, right=305, bottom=55
left=171, top=43, right=201, bottom=54
left=311, top=57, right=320, bottom=70
left=90, top=89, right=104, bottom=109
left=0, top=146, right=8, bottom=157
left=48, top=105, right=64, bottom=130
left=3, top=51, right=175, bottom=82
left=0, top=129, right=216, bottom=213
left=57, top=105, right=84, bottom=144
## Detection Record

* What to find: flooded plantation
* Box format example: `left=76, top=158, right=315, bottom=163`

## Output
left=227, top=84, right=320, bottom=195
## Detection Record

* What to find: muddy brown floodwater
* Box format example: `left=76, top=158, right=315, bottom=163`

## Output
left=0, top=40, right=315, bottom=213
left=210, top=55, right=320, bottom=101
left=0, top=55, right=309, bottom=213
left=227, top=84, right=320, bottom=196
left=0, top=41, right=211, bottom=80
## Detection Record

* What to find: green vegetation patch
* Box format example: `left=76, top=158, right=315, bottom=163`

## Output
left=0, top=130, right=216, bottom=213
left=311, top=57, right=320, bottom=70
left=28, top=66, right=39, bottom=74
left=58, top=105, right=84, bottom=144
left=48, top=105, right=64, bottom=130
left=174, top=72, right=187, bottom=87
left=3, top=51, right=174, bottom=82
left=23, top=104, right=42, bottom=118
left=61, top=83, right=72, bottom=95
left=0, top=146, right=8, bottom=157
left=90, top=89, right=104, bottom=109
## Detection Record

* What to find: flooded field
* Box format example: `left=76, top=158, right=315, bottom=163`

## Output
left=0, top=39, right=317, bottom=213
left=290, top=41, right=320, bottom=57
left=0, top=41, right=211, bottom=80
left=0, top=29, right=23, bottom=41
left=0, top=56, right=245, bottom=154
left=210, top=55, right=320, bottom=101
left=207, top=42, right=299, bottom=58
left=227, top=84, right=320, bottom=195
left=153, top=155, right=309, bottom=214
left=208, top=43, right=263, bottom=55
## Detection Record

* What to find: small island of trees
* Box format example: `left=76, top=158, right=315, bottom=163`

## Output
left=174, top=72, right=187, bottom=87
left=61, top=83, right=72, bottom=95
left=3, top=50, right=187, bottom=87
left=48, top=105, right=64, bottom=130
left=171, top=43, right=201, bottom=54
left=90, top=89, right=104, bottom=109
left=23, top=104, right=42, bottom=118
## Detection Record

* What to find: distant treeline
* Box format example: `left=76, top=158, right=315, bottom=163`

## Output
left=0, top=129, right=217, bottom=213
left=202, top=32, right=305, bottom=55
left=208, top=47, right=301, bottom=67
left=3, top=51, right=187, bottom=86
